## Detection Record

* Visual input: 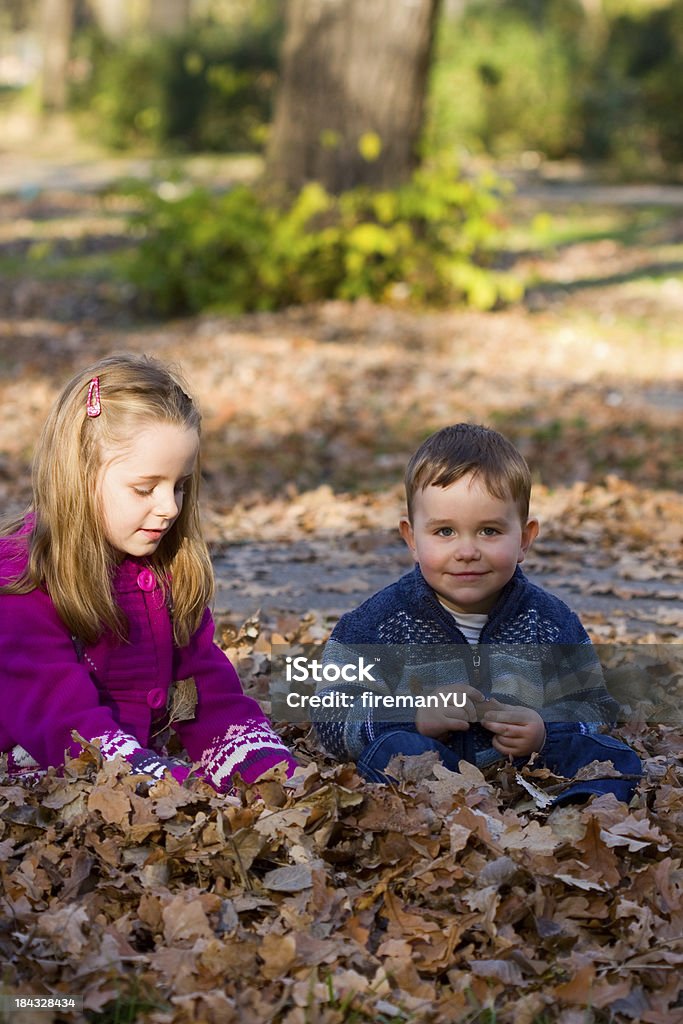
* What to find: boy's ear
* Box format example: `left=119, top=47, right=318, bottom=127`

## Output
left=518, top=517, right=540, bottom=562
left=399, top=516, right=418, bottom=560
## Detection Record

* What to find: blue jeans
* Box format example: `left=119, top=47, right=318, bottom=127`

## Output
left=357, top=727, right=641, bottom=806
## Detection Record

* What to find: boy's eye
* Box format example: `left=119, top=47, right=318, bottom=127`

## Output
left=436, top=527, right=454, bottom=537
left=481, top=527, right=499, bottom=536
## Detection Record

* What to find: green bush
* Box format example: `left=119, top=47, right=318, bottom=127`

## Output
left=426, top=0, right=683, bottom=173
left=70, top=4, right=282, bottom=152
left=426, top=0, right=587, bottom=160
left=599, top=1, right=683, bottom=169
left=118, top=163, right=522, bottom=315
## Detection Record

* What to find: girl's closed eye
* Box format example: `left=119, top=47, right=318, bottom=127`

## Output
left=133, top=486, right=154, bottom=497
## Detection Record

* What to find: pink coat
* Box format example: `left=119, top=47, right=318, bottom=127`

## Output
left=0, top=533, right=296, bottom=787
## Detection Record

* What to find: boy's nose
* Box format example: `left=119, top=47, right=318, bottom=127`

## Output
left=453, top=539, right=480, bottom=561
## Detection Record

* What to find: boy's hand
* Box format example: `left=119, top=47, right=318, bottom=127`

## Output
left=416, top=685, right=486, bottom=739
left=480, top=700, right=546, bottom=758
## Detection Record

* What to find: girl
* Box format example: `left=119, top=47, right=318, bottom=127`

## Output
left=0, top=353, right=297, bottom=789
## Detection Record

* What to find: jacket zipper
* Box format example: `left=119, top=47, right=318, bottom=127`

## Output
left=471, top=645, right=481, bottom=689
left=430, top=589, right=487, bottom=693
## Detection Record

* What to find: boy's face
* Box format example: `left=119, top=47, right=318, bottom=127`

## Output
left=399, top=472, right=539, bottom=615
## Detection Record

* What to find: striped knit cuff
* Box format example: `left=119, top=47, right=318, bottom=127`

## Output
left=6, top=744, right=42, bottom=780
left=94, top=730, right=190, bottom=783
left=126, top=748, right=190, bottom=783
left=198, top=720, right=297, bottom=791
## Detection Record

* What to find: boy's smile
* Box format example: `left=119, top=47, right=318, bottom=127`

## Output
left=399, top=472, right=539, bottom=615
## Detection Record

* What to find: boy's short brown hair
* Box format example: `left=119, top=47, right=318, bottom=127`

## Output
left=405, top=423, right=532, bottom=522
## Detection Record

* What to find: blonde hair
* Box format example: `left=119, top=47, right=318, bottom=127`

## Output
left=0, top=353, right=214, bottom=646
left=405, top=423, right=532, bottom=522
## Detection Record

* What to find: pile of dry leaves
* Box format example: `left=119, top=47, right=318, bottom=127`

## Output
left=1, top=610, right=681, bottom=1024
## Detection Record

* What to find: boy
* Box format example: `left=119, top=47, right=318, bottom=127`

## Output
left=315, top=424, right=640, bottom=805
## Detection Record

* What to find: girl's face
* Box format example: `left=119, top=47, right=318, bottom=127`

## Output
left=97, top=422, right=199, bottom=559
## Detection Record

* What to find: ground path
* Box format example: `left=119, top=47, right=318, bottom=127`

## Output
left=4, top=148, right=683, bottom=205
left=212, top=529, right=679, bottom=640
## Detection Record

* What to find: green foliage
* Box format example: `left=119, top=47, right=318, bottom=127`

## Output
left=119, top=163, right=521, bottom=315
left=426, top=0, right=683, bottom=173
left=427, top=0, right=587, bottom=160
left=69, top=3, right=282, bottom=152
left=64, top=0, right=683, bottom=175
left=589, top=0, right=683, bottom=170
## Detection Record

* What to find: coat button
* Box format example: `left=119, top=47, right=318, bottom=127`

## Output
left=146, top=687, right=166, bottom=709
left=137, top=569, right=156, bottom=592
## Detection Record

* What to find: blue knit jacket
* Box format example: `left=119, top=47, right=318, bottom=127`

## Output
left=315, top=565, right=618, bottom=767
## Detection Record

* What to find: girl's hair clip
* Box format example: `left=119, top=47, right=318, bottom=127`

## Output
left=86, top=377, right=101, bottom=418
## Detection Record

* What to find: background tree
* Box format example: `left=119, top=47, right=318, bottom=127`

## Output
left=86, top=0, right=129, bottom=40
left=39, top=0, right=75, bottom=109
left=146, top=0, right=191, bottom=36
left=266, top=0, right=442, bottom=193
left=85, top=0, right=190, bottom=39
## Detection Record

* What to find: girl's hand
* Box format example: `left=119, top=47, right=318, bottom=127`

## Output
left=126, top=747, right=191, bottom=784
left=480, top=700, right=546, bottom=758
left=416, top=685, right=486, bottom=739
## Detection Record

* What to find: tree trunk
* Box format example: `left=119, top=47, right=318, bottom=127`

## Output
left=147, top=0, right=191, bottom=36
left=266, top=0, right=442, bottom=193
left=87, top=0, right=131, bottom=41
left=88, top=0, right=190, bottom=39
left=39, top=0, right=75, bottom=110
